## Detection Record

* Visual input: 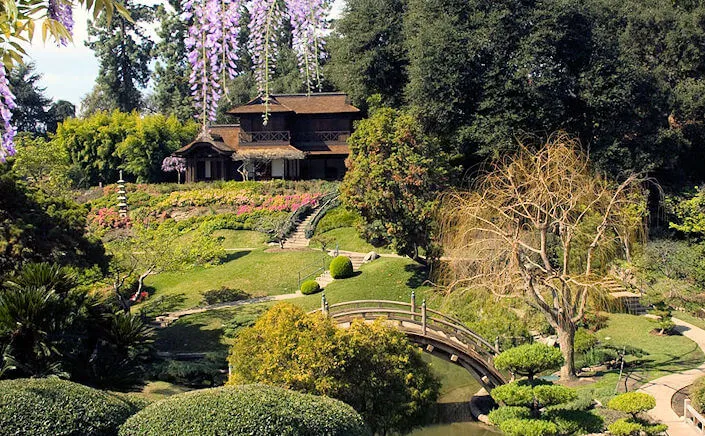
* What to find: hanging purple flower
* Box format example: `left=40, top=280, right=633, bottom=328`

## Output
left=162, top=156, right=187, bottom=173
left=48, top=0, right=74, bottom=46
left=183, top=0, right=329, bottom=127
left=162, top=156, right=187, bottom=183
left=286, top=0, right=329, bottom=93
left=0, top=65, right=16, bottom=163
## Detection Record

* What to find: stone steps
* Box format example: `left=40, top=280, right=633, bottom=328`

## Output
left=282, top=208, right=318, bottom=249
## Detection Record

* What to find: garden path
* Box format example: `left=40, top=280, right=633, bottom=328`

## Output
left=638, top=317, right=705, bottom=435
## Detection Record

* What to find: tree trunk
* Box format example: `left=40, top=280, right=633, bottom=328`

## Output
left=557, top=321, right=577, bottom=381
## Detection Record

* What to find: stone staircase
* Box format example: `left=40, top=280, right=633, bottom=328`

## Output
left=315, top=270, right=334, bottom=288
left=282, top=209, right=317, bottom=249
left=603, top=278, right=647, bottom=315
left=331, top=250, right=366, bottom=271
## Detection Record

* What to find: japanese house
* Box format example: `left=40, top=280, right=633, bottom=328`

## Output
left=174, top=93, right=360, bottom=182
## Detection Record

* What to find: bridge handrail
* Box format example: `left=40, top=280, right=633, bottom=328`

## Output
left=328, top=308, right=497, bottom=360
left=312, top=299, right=497, bottom=355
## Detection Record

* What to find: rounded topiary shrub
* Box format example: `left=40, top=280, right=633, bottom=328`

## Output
left=498, top=418, right=558, bottom=436
left=119, top=384, right=370, bottom=436
left=330, top=256, right=354, bottom=279
left=0, top=378, right=143, bottom=436
left=300, top=279, right=321, bottom=295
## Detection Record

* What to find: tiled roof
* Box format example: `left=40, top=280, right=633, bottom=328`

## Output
left=174, top=132, right=236, bottom=156
left=227, top=93, right=360, bottom=115
left=304, top=145, right=350, bottom=156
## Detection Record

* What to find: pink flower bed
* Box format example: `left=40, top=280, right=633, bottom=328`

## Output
left=88, top=207, right=131, bottom=229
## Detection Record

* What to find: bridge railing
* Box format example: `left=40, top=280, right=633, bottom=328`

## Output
left=311, top=294, right=499, bottom=363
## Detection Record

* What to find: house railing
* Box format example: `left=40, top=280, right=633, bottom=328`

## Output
left=295, top=131, right=351, bottom=143
left=239, top=130, right=291, bottom=144
left=684, top=399, right=705, bottom=433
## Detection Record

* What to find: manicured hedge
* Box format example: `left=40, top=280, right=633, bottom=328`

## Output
left=0, top=378, right=145, bottom=436
left=300, top=279, right=321, bottom=295
left=330, top=255, right=354, bottom=279
left=119, top=384, right=370, bottom=436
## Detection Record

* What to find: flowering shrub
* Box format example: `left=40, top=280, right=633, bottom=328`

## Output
left=157, top=190, right=322, bottom=212
left=88, top=207, right=131, bottom=229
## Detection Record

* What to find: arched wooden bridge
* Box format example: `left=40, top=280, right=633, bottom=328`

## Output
left=310, top=294, right=508, bottom=390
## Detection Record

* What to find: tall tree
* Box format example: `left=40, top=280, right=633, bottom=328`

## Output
left=86, top=0, right=156, bottom=112
left=341, top=103, right=451, bottom=264
left=8, top=63, right=52, bottom=134
left=326, top=0, right=408, bottom=110
left=46, top=100, right=76, bottom=133
left=152, top=0, right=193, bottom=121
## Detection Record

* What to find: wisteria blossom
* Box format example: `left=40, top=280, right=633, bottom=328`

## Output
left=286, top=0, right=329, bottom=93
left=0, top=66, right=17, bottom=163
left=184, top=0, right=329, bottom=127
left=162, top=156, right=187, bottom=183
left=48, top=0, right=75, bottom=46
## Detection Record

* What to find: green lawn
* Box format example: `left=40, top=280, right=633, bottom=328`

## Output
left=674, top=311, right=705, bottom=331
left=154, top=256, right=434, bottom=353
left=294, top=256, right=436, bottom=311
left=142, top=248, right=330, bottom=310
left=155, top=304, right=271, bottom=353
left=212, top=230, right=267, bottom=248
left=310, top=227, right=394, bottom=254
left=576, top=313, right=705, bottom=402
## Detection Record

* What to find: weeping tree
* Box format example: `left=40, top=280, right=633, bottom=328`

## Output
left=441, top=133, right=646, bottom=380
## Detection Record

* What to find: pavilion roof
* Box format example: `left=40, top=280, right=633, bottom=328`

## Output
left=227, top=93, right=360, bottom=115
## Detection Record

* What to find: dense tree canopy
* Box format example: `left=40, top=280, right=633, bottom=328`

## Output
left=228, top=303, right=440, bottom=435
left=326, top=0, right=408, bottom=110
left=341, top=103, right=451, bottom=263
left=332, top=0, right=705, bottom=184
left=54, top=111, right=198, bottom=186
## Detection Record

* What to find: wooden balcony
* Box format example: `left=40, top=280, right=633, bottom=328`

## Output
left=294, top=131, right=351, bottom=143
left=239, top=130, right=291, bottom=144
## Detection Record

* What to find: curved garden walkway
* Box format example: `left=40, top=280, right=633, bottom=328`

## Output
left=638, top=317, right=705, bottom=435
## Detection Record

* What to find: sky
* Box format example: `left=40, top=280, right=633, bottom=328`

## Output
left=25, top=1, right=346, bottom=109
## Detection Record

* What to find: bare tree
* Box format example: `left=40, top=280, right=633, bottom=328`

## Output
left=441, top=133, right=646, bottom=381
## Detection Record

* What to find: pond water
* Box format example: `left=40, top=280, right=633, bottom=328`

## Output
left=410, top=354, right=503, bottom=435
left=409, top=422, right=502, bottom=436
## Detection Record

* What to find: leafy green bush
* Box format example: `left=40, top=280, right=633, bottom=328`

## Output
left=533, top=384, right=578, bottom=407
left=607, top=392, right=656, bottom=418
left=498, top=418, right=558, bottom=436
left=300, top=279, right=321, bottom=295
left=315, top=206, right=360, bottom=234
left=575, top=328, right=598, bottom=353
left=0, top=378, right=143, bottom=435
left=488, top=406, right=531, bottom=425
left=494, top=343, right=564, bottom=381
left=691, top=375, right=705, bottom=412
left=543, top=409, right=604, bottom=435
left=579, top=311, right=609, bottom=332
left=201, top=287, right=249, bottom=305
left=491, top=382, right=535, bottom=407
left=149, top=356, right=225, bottom=387
left=330, top=255, right=354, bottom=279
left=607, top=418, right=643, bottom=436
left=607, top=418, right=667, bottom=436
left=118, top=384, right=369, bottom=436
